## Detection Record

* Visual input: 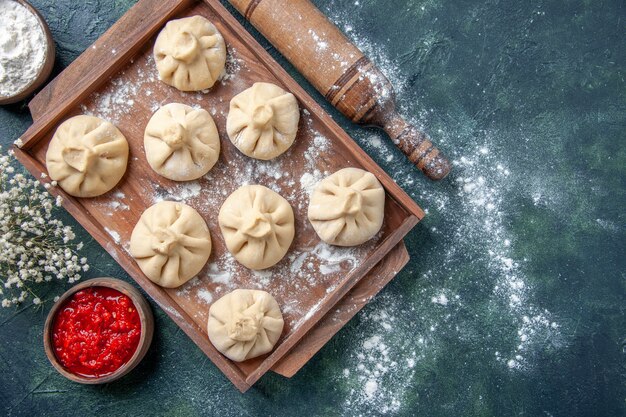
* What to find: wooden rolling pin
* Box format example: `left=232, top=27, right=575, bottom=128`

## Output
left=226, top=0, right=451, bottom=180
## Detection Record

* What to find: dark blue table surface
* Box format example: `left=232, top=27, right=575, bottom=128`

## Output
left=1, top=1, right=624, bottom=416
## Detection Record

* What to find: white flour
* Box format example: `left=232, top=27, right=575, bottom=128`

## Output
left=80, top=54, right=159, bottom=123
left=104, top=227, right=121, bottom=244
left=196, top=289, right=213, bottom=305
left=0, top=0, right=47, bottom=97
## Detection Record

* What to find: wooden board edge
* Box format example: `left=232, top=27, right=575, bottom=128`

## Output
left=271, top=240, right=410, bottom=377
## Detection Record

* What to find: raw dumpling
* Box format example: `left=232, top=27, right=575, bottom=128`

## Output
left=308, top=168, right=385, bottom=246
left=153, top=16, right=226, bottom=91
left=207, top=289, right=284, bottom=362
left=226, top=82, right=300, bottom=160
left=218, top=185, right=294, bottom=269
left=130, top=201, right=212, bottom=288
left=45, top=115, right=129, bottom=198
left=144, top=103, right=220, bottom=181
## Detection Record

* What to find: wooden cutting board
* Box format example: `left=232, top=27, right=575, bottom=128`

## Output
left=30, top=96, right=410, bottom=378
left=16, top=0, right=423, bottom=391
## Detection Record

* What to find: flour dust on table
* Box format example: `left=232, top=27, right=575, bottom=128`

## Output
left=79, top=55, right=158, bottom=124
left=312, top=5, right=568, bottom=413
left=331, top=132, right=565, bottom=412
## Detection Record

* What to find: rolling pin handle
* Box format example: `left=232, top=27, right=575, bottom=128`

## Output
left=382, top=113, right=451, bottom=181
left=228, top=0, right=452, bottom=181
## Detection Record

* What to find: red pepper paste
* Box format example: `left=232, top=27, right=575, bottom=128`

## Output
left=52, top=287, right=141, bottom=378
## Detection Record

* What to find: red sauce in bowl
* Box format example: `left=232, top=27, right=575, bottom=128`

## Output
left=52, top=287, right=142, bottom=378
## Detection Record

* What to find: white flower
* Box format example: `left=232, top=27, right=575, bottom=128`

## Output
left=0, top=146, right=89, bottom=306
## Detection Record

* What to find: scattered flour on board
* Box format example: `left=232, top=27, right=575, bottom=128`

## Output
left=300, top=170, right=324, bottom=196
left=196, top=289, right=213, bottom=305
left=107, top=200, right=129, bottom=212
left=80, top=55, right=160, bottom=123
left=300, top=133, right=330, bottom=197
left=94, top=190, right=130, bottom=215
left=104, top=227, right=121, bottom=244
left=207, top=260, right=234, bottom=285
left=175, top=182, right=202, bottom=201
left=219, top=47, right=243, bottom=82
left=152, top=181, right=202, bottom=205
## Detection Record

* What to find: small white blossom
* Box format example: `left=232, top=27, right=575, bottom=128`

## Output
left=0, top=147, right=90, bottom=307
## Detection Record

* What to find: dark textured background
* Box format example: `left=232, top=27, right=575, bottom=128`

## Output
left=1, top=0, right=624, bottom=416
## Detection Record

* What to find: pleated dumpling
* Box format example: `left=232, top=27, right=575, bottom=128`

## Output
left=207, top=289, right=284, bottom=362
left=144, top=103, right=220, bottom=181
left=153, top=16, right=226, bottom=91
left=308, top=168, right=385, bottom=246
left=226, top=82, right=300, bottom=160
left=45, top=115, right=129, bottom=198
left=130, top=201, right=212, bottom=288
left=218, top=185, right=294, bottom=270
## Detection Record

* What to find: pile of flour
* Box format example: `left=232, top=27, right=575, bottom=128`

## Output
left=0, top=0, right=47, bottom=97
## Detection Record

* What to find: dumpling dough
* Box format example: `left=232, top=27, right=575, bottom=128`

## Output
left=144, top=103, right=220, bottom=181
left=207, top=289, right=284, bottom=362
left=219, top=185, right=294, bottom=269
left=308, top=168, right=385, bottom=246
left=45, top=115, right=129, bottom=198
left=130, top=201, right=212, bottom=288
left=153, top=16, right=226, bottom=91
left=226, top=82, right=300, bottom=160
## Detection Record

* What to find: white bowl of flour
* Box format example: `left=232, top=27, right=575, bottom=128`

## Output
left=0, top=0, right=55, bottom=105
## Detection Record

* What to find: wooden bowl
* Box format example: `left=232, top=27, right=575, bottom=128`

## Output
left=0, top=0, right=55, bottom=105
left=43, top=278, right=154, bottom=384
